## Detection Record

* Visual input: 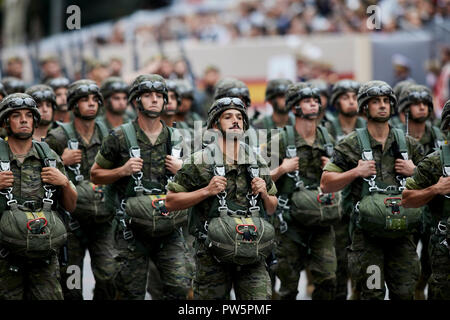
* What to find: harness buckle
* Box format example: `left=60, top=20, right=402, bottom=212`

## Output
left=68, top=219, right=81, bottom=231
left=45, top=159, right=57, bottom=168
left=443, top=166, right=450, bottom=177
left=248, top=166, right=260, bottom=179
left=362, top=151, right=373, bottom=161
left=437, top=221, right=448, bottom=235
left=75, top=175, right=84, bottom=182
left=248, top=206, right=260, bottom=215
left=214, top=166, right=225, bottom=177
left=122, top=229, right=134, bottom=240
left=171, top=146, right=182, bottom=159
left=67, top=139, right=79, bottom=150
left=286, top=146, right=297, bottom=158
left=0, top=161, right=10, bottom=171
left=129, top=147, right=141, bottom=158
left=0, top=248, right=9, bottom=258
left=42, top=198, right=54, bottom=205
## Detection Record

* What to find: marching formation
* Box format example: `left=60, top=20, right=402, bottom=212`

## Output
left=0, top=71, right=448, bottom=301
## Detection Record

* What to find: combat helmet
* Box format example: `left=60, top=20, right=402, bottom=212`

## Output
left=213, top=78, right=251, bottom=106
left=0, top=93, right=40, bottom=127
left=286, top=82, right=322, bottom=118
left=330, top=79, right=360, bottom=110
left=440, top=100, right=450, bottom=133
left=397, top=84, right=433, bottom=116
left=128, top=74, right=168, bottom=118
left=357, top=80, right=396, bottom=117
left=2, top=77, right=26, bottom=94
left=25, top=84, right=57, bottom=110
left=207, top=97, right=249, bottom=130
left=46, top=77, right=70, bottom=91
left=67, top=79, right=104, bottom=110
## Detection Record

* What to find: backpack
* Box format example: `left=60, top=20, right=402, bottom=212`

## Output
left=59, top=121, right=112, bottom=223
left=354, top=128, right=422, bottom=238
left=0, top=140, right=67, bottom=258
left=118, top=122, right=187, bottom=240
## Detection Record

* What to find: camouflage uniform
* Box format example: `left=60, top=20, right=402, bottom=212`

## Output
left=95, top=120, right=191, bottom=300
left=46, top=80, right=118, bottom=300
left=266, top=126, right=337, bottom=300
left=0, top=94, right=74, bottom=300
left=323, top=128, right=424, bottom=299
left=167, top=145, right=277, bottom=299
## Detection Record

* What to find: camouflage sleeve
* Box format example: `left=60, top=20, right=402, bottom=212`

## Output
left=45, top=127, right=67, bottom=156
left=323, top=135, right=358, bottom=172
left=52, top=150, right=76, bottom=192
left=406, top=151, right=441, bottom=190
left=406, top=135, right=425, bottom=165
left=95, top=131, right=121, bottom=169
left=167, top=153, right=206, bottom=193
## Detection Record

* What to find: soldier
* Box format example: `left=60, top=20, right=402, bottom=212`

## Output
left=402, top=99, right=450, bottom=300
left=307, top=79, right=332, bottom=125
left=390, top=80, right=416, bottom=130
left=0, top=93, right=77, bottom=299
left=90, top=74, right=191, bottom=300
left=160, top=80, right=180, bottom=128
left=397, top=84, right=444, bottom=299
left=4, top=56, right=24, bottom=79
left=2, top=77, right=26, bottom=95
left=173, top=79, right=204, bottom=130
left=198, top=65, right=220, bottom=119
left=265, top=82, right=338, bottom=300
left=0, top=83, right=9, bottom=138
left=321, top=80, right=424, bottom=300
left=98, top=77, right=130, bottom=130
left=165, top=97, right=278, bottom=299
left=46, top=77, right=71, bottom=123
left=46, top=80, right=118, bottom=300
left=325, top=79, right=365, bottom=299
left=252, top=78, right=294, bottom=130
left=25, top=85, right=58, bottom=141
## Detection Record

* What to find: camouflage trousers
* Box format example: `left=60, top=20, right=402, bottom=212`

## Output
left=193, top=240, right=271, bottom=300
left=114, top=227, right=191, bottom=300
left=59, top=219, right=119, bottom=300
left=0, top=253, right=63, bottom=300
left=427, top=233, right=450, bottom=300
left=347, top=228, right=420, bottom=300
left=146, top=223, right=195, bottom=300
left=275, top=223, right=337, bottom=300
left=334, top=217, right=351, bottom=300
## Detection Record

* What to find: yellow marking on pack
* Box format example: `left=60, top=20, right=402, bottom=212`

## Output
left=25, top=211, right=45, bottom=220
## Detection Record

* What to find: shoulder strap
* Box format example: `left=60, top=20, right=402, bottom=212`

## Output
left=263, top=116, right=272, bottom=130
left=440, top=144, right=450, bottom=177
left=59, top=122, right=77, bottom=141
left=176, top=121, right=189, bottom=130
left=317, top=125, right=334, bottom=157
left=191, top=112, right=202, bottom=122
left=33, top=141, right=57, bottom=167
left=120, top=122, right=138, bottom=150
left=95, top=118, right=109, bottom=139
left=246, top=127, right=259, bottom=155
left=284, top=125, right=296, bottom=158
left=430, top=124, right=445, bottom=149
left=0, top=139, right=10, bottom=170
left=355, top=128, right=373, bottom=160
left=392, top=127, right=409, bottom=160
left=329, top=117, right=343, bottom=137
left=356, top=117, right=367, bottom=128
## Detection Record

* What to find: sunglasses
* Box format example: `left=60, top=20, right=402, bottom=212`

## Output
left=137, top=81, right=166, bottom=92
left=32, top=90, right=54, bottom=100
left=48, top=78, right=70, bottom=88
left=8, top=97, right=37, bottom=108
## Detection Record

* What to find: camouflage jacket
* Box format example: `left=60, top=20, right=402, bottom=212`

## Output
left=4, top=141, right=74, bottom=206
left=323, top=126, right=424, bottom=206
left=95, top=119, right=172, bottom=198
left=324, top=116, right=366, bottom=142
left=167, top=143, right=277, bottom=235
left=406, top=150, right=449, bottom=221
left=96, top=113, right=131, bottom=130
left=45, top=121, right=105, bottom=183
left=252, top=114, right=295, bottom=130
left=413, top=123, right=443, bottom=156
left=264, top=126, right=335, bottom=189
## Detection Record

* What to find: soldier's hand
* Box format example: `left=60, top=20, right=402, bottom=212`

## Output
left=395, top=159, right=415, bottom=177
left=206, top=176, right=227, bottom=196
left=281, top=157, right=299, bottom=174
left=251, top=177, right=268, bottom=198
left=356, top=159, right=376, bottom=178
left=0, top=171, right=14, bottom=189
left=121, top=157, right=143, bottom=176
left=434, top=176, right=450, bottom=195
left=61, top=148, right=82, bottom=166
left=320, top=156, right=329, bottom=169
left=41, top=167, right=70, bottom=187
left=165, top=155, right=183, bottom=175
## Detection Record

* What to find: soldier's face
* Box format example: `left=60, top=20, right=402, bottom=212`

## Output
left=215, top=109, right=244, bottom=135
left=272, top=95, right=287, bottom=111
left=77, top=94, right=99, bottom=117
left=320, top=94, right=328, bottom=109
left=166, top=91, right=178, bottom=114
left=55, top=88, right=68, bottom=111
left=296, top=97, right=320, bottom=118
left=37, top=100, right=53, bottom=123
left=367, top=95, right=391, bottom=119
left=409, top=101, right=429, bottom=119
left=179, top=98, right=192, bottom=114
left=140, top=91, right=164, bottom=113
left=109, top=92, right=127, bottom=114
left=8, top=109, right=34, bottom=134
left=338, top=92, right=357, bottom=114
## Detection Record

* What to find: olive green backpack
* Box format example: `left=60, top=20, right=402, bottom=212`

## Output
left=0, top=139, right=67, bottom=259
left=354, top=128, right=422, bottom=238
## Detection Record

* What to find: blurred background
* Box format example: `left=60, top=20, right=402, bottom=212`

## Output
left=0, top=0, right=448, bottom=115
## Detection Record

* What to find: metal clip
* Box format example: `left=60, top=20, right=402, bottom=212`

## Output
left=214, top=166, right=226, bottom=177
left=67, top=139, right=79, bottom=150
left=286, top=146, right=297, bottom=158
left=248, top=206, right=260, bottom=215
left=129, top=147, right=141, bottom=158
left=45, top=159, right=57, bottom=168
left=0, top=161, right=10, bottom=171
left=75, top=174, right=84, bottom=182
left=123, top=229, right=134, bottom=240
left=68, top=219, right=81, bottom=231
left=248, top=166, right=260, bottom=179
left=362, top=151, right=373, bottom=161
left=0, top=247, right=9, bottom=258
left=437, top=221, right=448, bottom=235
left=443, top=166, right=450, bottom=177
left=171, top=146, right=182, bottom=159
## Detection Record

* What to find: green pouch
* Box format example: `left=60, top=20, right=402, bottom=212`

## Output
left=205, top=211, right=275, bottom=266
left=356, top=193, right=422, bottom=238
left=72, top=180, right=112, bottom=224
left=290, top=187, right=342, bottom=227
left=125, top=194, right=188, bottom=239
left=0, top=207, right=67, bottom=259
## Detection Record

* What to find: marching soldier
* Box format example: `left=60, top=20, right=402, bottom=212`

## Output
left=98, top=77, right=130, bottom=130
left=25, top=85, right=58, bottom=141
left=46, top=77, right=71, bottom=123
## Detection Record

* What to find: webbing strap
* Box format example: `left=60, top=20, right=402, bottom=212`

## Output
left=356, top=117, right=367, bottom=128
left=0, top=138, right=9, bottom=163
left=317, top=125, right=334, bottom=157
left=355, top=128, right=373, bottom=160
left=59, top=122, right=77, bottom=141
left=95, top=118, right=109, bottom=139
left=285, top=125, right=295, bottom=149
left=330, top=117, right=343, bottom=137
left=33, top=141, right=56, bottom=166
left=392, top=128, right=408, bottom=160
left=120, top=122, right=139, bottom=150
left=430, top=124, right=445, bottom=149
left=440, top=144, right=450, bottom=177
